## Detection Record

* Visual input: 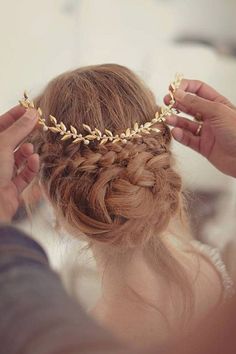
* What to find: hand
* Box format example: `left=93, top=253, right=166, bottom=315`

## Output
left=0, top=106, right=39, bottom=222
left=164, top=79, right=236, bottom=177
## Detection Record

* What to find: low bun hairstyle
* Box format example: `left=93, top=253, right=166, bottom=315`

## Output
left=30, top=64, right=194, bottom=320
left=32, top=64, right=183, bottom=248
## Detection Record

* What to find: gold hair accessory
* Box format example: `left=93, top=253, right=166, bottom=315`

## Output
left=19, top=74, right=183, bottom=145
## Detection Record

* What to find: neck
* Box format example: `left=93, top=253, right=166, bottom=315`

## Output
left=91, top=236, right=189, bottom=350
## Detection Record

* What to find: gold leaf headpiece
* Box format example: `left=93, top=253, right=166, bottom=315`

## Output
left=19, top=74, right=183, bottom=145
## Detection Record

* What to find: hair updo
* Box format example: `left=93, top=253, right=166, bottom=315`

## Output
left=31, top=64, right=183, bottom=248
left=29, top=64, right=195, bottom=320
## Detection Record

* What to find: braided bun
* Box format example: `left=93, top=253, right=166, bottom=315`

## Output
left=32, top=64, right=183, bottom=247
left=37, top=131, right=181, bottom=247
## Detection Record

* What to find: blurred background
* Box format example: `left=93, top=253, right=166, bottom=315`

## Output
left=1, top=0, right=236, bottom=307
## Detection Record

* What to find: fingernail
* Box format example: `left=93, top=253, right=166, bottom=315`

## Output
left=24, top=109, right=37, bottom=120
left=173, top=128, right=183, bottom=142
left=165, top=115, right=177, bottom=126
left=174, top=89, right=186, bottom=101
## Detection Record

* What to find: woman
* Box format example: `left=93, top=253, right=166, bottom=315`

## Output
left=26, top=64, right=233, bottom=351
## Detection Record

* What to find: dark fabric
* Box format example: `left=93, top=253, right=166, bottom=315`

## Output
left=0, top=225, right=127, bottom=354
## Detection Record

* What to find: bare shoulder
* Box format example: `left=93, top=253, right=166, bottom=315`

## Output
left=186, top=247, right=224, bottom=320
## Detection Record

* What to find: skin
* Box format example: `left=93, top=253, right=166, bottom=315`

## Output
left=164, top=79, right=236, bottom=178
left=0, top=106, right=39, bottom=222
left=163, top=80, right=236, bottom=354
left=1, top=79, right=235, bottom=218
left=0, top=82, right=235, bottom=353
left=91, top=240, right=222, bottom=351
left=92, top=80, right=236, bottom=349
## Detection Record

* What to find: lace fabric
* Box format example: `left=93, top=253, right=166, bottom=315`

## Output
left=191, top=240, right=235, bottom=300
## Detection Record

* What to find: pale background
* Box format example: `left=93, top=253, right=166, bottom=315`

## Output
left=1, top=0, right=236, bottom=307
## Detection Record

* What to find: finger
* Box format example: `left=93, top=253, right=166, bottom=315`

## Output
left=2, top=109, right=38, bottom=149
left=14, top=143, right=34, bottom=169
left=164, top=91, right=190, bottom=109
left=0, top=105, right=26, bottom=132
left=166, top=115, right=200, bottom=135
left=164, top=79, right=235, bottom=110
left=179, top=79, right=235, bottom=109
left=164, top=83, right=181, bottom=105
left=164, top=94, right=173, bottom=106
left=171, top=89, right=227, bottom=120
left=171, top=127, right=200, bottom=153
left=163, top=95, right=189, bottom=115
left=13, top=153, right=39, bottom=194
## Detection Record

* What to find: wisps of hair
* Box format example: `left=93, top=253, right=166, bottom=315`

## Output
left=29, top=63, right=194, bottom=323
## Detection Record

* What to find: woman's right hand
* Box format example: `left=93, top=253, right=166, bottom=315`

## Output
left=164, top=79, right=236, bottom=178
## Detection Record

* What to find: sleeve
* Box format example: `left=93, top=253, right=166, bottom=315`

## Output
left=0, top=225, right=126, bottom=354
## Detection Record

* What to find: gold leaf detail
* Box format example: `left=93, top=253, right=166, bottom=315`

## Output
left=49, top=127, right=61, bottom=133
left=155, top=112, right=160, bottom=119
left=83, top=124, right=92, bottom=133
left=19, top=100, right=29, bottom=108
left=29, top=101, right=35, bottom=108
left=60, top=122, right=67, bottom=132
left=105, top=129, right=113, bottom=137
left=125, top=128, right=131, bottom=137
left=24, top=91, right=29, bottom=100
left=85, top=135, right=97, bottom=140
left=37, top=107, right=43, bottom=117
left=169, top=90, right=174, bottom=100
left=61, top=134, right=71, bottom=141
left=73, top=137, right=83, bottom=144
left=134, top=122, right=139, bottom=132
left=95, top=128, right=102, bottom=137
left=100, top=138, right=108, bottom=145
left=70, top=125, right=77, bottom=135
left=144, top=122, right=152, bottom=128
left=112, top=138, right=120, bottom=144
left=50, top=115, right=57, bottom=124
left=151, top=128, right=161, bottom=133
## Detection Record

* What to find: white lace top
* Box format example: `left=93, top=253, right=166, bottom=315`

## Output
left=191, top=240, right=235, bottom=300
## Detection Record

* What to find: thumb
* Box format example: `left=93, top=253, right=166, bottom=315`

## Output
left=3, top=109, right=38, bottom=149
left=174, top=89, right=225, bottom=120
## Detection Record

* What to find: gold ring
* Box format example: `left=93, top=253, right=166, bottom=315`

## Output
left=195, top=123, right=202, bottom=136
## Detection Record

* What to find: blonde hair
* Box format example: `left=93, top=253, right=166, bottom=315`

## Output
left=31, top=63, right=193, bottom=319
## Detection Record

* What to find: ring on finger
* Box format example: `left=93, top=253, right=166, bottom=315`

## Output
left=195, top=123, right=203, bottom=136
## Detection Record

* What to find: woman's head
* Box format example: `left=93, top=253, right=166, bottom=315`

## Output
left=32, top=64, right=182, bottom=248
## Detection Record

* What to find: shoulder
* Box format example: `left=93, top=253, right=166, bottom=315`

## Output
left=191, top=240, right=234, bottom=299
left=187, top=241, right=230, bottom=321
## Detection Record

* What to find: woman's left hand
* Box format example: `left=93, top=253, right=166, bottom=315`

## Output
left=0, top=106, right=39, bottom=222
